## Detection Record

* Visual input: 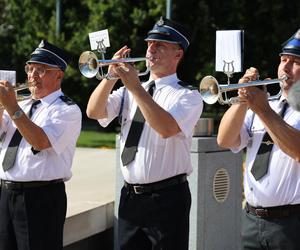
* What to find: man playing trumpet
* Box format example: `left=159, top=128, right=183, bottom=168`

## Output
left=87, top=17, right=203, bottom=250
left=0, top=40, right=82, bottom=250
left=218, top=29, right=300, bottom=249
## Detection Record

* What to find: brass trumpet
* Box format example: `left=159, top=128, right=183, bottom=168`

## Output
left=78, top=51, right=150, bottom=80
left=14, top=82, right=32, bottom=101
left=199, top=75, right=288, bottom=105
left=0, top=82, right=31, bottom=109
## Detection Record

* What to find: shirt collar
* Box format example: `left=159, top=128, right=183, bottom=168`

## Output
left=279, top=95, right=286, bottom=103
left=269, top=95, right=289, bottom=115
left=278, top=95, right=288, bottom=108
left=146, top=73, right=179, bottom=90
left=37, top=89, right=63, bottom=107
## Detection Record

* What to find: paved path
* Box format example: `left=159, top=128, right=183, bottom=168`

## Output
left=65, top=147, right=116, bottom=217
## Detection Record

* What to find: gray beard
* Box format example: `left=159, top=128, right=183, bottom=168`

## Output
left=287, top=80, right=300, bottom=111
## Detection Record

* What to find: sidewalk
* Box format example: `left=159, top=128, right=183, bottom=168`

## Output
left=63, top=147, right=116, bottom=246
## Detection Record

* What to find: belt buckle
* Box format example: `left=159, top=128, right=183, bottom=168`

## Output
left=2, top=181, right=9, bottom=189
left=3, top=181, right=14, bottom=189
left=133, top=185, right=144, bottom=194
left=255, top=208, right=268, bottom=217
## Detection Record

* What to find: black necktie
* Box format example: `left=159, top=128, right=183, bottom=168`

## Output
left=2, top=100, right=41, bottom=171
left=251, top=101, right=289, bottom=180
left=121, top=81, right=155, bottom=166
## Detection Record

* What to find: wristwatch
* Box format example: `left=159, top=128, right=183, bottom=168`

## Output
left=11, top=109, right=24, bottom=120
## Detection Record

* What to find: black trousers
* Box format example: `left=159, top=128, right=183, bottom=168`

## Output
left=118, top=181, right=191, bottom=250
left=0, top=182, right=67, bottom=250
left=242, top=208, right=300, bottom=250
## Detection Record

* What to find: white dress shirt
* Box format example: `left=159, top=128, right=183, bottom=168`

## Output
left=231, top=96, right=300, bottom=207
left=0, top=89, right=82, bottom=181
left=99, top=73, right=203, bottom=184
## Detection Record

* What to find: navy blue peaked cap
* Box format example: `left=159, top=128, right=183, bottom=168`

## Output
left=280, top=29, right=300, bottom=58
left=145, top=17, right=191, bottom=51
left=27, top=40, right=71, bottom=71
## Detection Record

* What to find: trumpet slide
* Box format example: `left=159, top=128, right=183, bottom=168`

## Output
left=199, top=75, right=288, bottom=105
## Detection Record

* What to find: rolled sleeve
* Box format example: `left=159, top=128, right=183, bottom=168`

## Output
left=98, top=87, right=124, bottom=127
left=43, top=106, right=82, bottom=155
left=230, top=110, right=253, bottom=153
left=170, top=90, right=203, bottom=137
left=0, top=111, right=10, bottom=134
left=230, top=124, right=250, bottom=153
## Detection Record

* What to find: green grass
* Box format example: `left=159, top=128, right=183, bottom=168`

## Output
left=76, top=130, right=116, bottom=148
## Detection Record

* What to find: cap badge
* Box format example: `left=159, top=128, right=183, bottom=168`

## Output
left=157, top=17, right=164, bottom=26
left=38, top=40, right=44, bottom=48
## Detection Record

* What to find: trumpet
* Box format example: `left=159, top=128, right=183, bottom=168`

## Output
left=0, top=82, right=31, bottom=109
left=14, top=82, right=32, bottom=101
left=199, top=75, right=288, bottom=105
left=78, top=51, right=150, bottom=80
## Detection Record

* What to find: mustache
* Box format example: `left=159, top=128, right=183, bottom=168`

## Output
left=146, top=55, right=160, bottom=61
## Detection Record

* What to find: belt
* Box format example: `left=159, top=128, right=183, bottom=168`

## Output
left=124, top=174, right=187, bottom=195
left=0, top=179, right=64, bottom=190
left=245, top=202, right=300, bottom=219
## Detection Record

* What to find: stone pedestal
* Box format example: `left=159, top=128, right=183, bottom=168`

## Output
left=189, top=137, right=243, bottom=250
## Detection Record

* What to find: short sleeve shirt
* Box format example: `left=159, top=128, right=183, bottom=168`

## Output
left=98, top=73, right=203, bottom=184
left=231, top=97, right=300, bottom=207
left=0, top=89, right=82, bottom=181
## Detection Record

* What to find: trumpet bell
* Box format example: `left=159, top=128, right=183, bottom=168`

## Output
left=78, top=50, right=150, bottom=80
left=199, top=76, right=220, bottom=104
left=78, top=51, right=99, bottom=78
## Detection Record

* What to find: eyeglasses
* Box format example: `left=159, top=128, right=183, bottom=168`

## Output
left=25, top=65, right=59, bottom=78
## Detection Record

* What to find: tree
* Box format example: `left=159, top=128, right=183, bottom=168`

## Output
left=1, top=0, right=300, bottom=129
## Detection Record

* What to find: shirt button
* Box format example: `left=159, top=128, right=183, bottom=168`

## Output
left=250, top=187, right=253, bottom=191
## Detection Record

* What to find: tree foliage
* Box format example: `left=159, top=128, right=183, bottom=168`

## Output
left=1, top=0, right=300, bottom=126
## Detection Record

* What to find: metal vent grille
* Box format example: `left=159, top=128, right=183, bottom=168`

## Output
left=213, top=168, right=230, bottom=203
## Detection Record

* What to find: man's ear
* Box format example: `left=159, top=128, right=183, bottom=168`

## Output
left=175, top=49, right=184, bottom=61
left=57, top=71, right=64, bottom=80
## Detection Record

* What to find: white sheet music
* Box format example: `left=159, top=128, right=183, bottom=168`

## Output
left=215, top=30, right=244, bottom=73
left=0, top=70, right=16, bottom=85
left=89, top=29, right=110, bottom=51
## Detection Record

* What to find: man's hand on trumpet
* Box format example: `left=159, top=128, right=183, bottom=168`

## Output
left=108, top=45, right=143, bottom=93
left=0, top=80, right=19, bottom=113
left=114, top=62, right=141, bottom=93
left=107, top=45, right=131, bottom=80
left=238, top=67, right=270, bottom=114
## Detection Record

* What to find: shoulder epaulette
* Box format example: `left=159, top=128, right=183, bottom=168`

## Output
left=59, top=95, right=76, bottom=105
left=178, top=81, right=198, bottom=90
